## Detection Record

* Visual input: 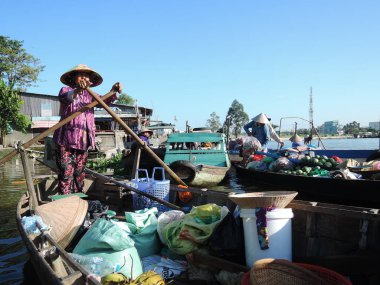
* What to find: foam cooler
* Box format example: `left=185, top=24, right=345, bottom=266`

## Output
left=240, top=208, right=294, bottom=267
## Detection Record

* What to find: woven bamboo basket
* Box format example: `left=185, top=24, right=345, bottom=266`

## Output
left=250, top=258, right=352, bottom=285
left=228, top=191, right=298, bottom=209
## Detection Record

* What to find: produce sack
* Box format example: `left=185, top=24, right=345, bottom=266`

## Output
left=162, top=204, right=229, bottom=255
left=157, top=210, right=186, bottom=244
left=241, top=137, right=262, bottom=159
left=125, top=207, right=161, bottom=258
left=208, top=210, right=246, bottom=265
left=247, top=161, right=268, bottom=171
left=268, top=157, right=294, bottom=171
left=73, top=218, right=142, bottom=279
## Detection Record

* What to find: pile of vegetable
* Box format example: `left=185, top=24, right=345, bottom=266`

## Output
left=299, top=154, right=340, bottom=170
left=246, top=152, right=343, bottom=178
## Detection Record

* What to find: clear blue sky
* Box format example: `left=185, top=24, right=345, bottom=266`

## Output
left=2, top=0, right=379, bottom=131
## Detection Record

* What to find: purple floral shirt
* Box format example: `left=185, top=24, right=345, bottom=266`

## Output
left=53, top=86, right=116, bottom=150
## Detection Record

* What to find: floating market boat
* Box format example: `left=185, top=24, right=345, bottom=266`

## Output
left=233, top=149, right=380, bottom=208
left=163, top=132, right=231, bottom=187
left=16, top=161, right=380, bottom=285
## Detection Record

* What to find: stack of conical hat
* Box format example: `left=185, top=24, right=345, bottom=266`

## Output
left=35, top=195, right=88, bottom=249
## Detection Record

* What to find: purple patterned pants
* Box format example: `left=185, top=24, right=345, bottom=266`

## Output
left=55, top=145, right=87, bottom=195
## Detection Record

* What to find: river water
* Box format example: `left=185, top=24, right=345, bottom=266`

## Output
left=0, top=137, right=378, bottom=284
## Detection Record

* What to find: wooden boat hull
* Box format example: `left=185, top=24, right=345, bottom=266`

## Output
left=189, top=164, right=230, bottom=187
left=17, top=174, right=380, bottom=284
left=167, top=159, right=230, bottom=187
left=233, top=163, right=380, bottom=208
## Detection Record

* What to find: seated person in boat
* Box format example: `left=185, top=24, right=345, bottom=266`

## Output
left=137, top=127, right=153, bottom=145
left=288, top=133, right=308, bottom=152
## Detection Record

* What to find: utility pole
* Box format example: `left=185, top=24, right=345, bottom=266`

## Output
left=309, top=87, right=314, bottom=134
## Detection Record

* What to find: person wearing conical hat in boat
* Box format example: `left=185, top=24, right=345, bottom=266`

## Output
left=53, top=64, right=122, bottom=195
left=244, top=113, right=284, bottom=148
left=289, top=133, right=303, bottom=148
left=137, top=127, right=153, bottom=145
left=243, top=113, right=271, bottom=151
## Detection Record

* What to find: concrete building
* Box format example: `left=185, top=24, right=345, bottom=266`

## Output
left=369, top=122, right=380, bottom=131
left=321, top=120, right=339, bottom=135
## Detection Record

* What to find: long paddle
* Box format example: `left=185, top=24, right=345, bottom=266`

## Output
left=85, top=86, right=188, bottom=187
left=0, top=90, right=116, bottom=165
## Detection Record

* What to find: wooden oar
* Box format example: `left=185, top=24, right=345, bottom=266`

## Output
left=85, top=87, right=188, bottom=187
left=0, top=90, right=116, bottom=165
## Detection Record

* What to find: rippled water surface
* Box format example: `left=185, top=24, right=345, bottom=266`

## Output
left=0, top=137, right=378, bottom=284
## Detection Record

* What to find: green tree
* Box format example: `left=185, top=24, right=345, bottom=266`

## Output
left=206, top=112, right=221, bottom=132
left=224, top=100, right=249, bottom=137
left=116, top=93, right=135, bottom=105
left=342, top=121, right=361, bottom=135
left=0, top=36, right=45, bottom=89
left=0, top=79, right=31, bottom=144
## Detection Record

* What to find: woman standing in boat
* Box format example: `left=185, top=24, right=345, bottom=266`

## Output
left=243, top=113, right=270, bottom=151
left=53, top=64, right=122, bottom=194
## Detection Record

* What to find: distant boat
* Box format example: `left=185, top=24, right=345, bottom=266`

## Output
left=164, top=132, right=231, bottom=187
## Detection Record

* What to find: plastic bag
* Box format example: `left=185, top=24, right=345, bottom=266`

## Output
left=73, top=218, right=142, bottom=279
left=157, top=210, right=186, bottom=244
left=142, top=255, right=187, bottom=279
left=124, top=208, right=161, bottom=258
left=247, top=161, right=268, bottom=171
left=268, top=157, right=294, bottom=171
left=21, top=215, right=48, bottom=235
left=208, top=210, right=246, bottom=265
left=74, top=218, right=135, bottom=252
left=162, top=204, right=229, bottom=255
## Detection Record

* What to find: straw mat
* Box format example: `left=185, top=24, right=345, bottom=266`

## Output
left=35, top=195, right=88, bottom=249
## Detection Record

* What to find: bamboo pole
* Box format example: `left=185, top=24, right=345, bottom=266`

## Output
left=0, top=90, right=116, bottom=165
left=18, top=142, right=39, bottom=213
left=85, top=87, right=188, bottom=187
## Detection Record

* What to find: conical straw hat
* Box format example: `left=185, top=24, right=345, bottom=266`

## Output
left=60, top=64, right=103, bottom=88
left=138, top=127, right=153, bottom=136
left=35, top=196, right=88, bottom=249
left=289, top=133, right=302, bottom=143
left=228, top=191, right=298, bottom=209
left=251, top=113, right=270, bottom=125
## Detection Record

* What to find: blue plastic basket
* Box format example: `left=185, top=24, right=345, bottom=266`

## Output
left=149, top=167, right=170, bottom=212
left=131, top=169, right=152, bottom=210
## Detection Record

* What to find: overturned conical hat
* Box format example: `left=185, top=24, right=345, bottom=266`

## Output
left=251, top=113, right=270, bottom=124
left=35, top=196, right=88, bottom=249
left=60, top=64, right=103, bottom=88
left=289, top=133, right=302, bottom=143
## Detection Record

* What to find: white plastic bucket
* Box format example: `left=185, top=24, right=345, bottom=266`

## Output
left=240, top=208, right=293, bottom=267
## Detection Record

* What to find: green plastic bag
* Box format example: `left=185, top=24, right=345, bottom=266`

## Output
left=162, top=204, right=229, bottom=255
left=73, top=218, right=143, bottom=278
left=124, top=207, right=161, bottom=258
